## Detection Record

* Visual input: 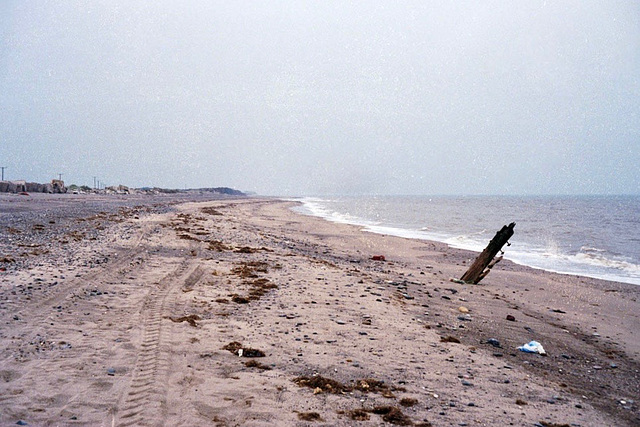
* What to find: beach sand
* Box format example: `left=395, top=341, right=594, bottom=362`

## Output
left=0, top=195, right=638, bottom=426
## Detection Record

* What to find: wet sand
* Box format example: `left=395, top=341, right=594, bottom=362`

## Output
left=0, top=195, right=638, bottom=426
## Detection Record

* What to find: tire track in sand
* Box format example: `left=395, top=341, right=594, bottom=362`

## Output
left=17, top=221, right=155, bottom=317
left=115, top=262, right=204, bottom=426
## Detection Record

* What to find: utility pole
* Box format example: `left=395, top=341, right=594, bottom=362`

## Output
left=58, top=173, right=63, bottom=181
left=0, top=167, right=6, bottom=181
left=93, top=176, right=97, bottom=189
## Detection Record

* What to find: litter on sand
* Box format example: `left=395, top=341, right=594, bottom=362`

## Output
left=517, top=340, right=546, bottom=355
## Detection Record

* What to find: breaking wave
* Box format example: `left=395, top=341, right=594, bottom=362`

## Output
left=292, top=196, right=640, bottom=286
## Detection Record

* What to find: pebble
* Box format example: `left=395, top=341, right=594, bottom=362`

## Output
left=107, top=368, right=116, bottom=376
left=458, top=306, right=469, bottom=313
left=486, top=338, right=501, bottom=348
left=457, top=314, right=472, bottom=322
left=506, top=314, right=516, bottom=321
left=461, top=380, right=473, bottom=386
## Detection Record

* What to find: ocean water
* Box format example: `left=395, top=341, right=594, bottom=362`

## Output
left=292, top=196, right=640, bottom=286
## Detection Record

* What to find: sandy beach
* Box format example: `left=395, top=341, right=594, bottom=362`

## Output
left=0, top=195, right=638, bottom=426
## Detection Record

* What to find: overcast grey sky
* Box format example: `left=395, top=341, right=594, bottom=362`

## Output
left=1, top=1, right=638, bottom=195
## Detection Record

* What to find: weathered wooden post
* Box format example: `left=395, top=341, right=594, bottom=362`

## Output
left=460, top=222, right=515, bottom=284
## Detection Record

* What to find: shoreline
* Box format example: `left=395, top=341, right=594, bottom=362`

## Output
left=292, top=195, right=640, bottom=287
left=0, top=196, right=638, bottom=426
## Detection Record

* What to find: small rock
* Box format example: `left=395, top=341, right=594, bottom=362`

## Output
left=506, top=315, right=516, bottom=321
left=486, top=338, right=501, bottom=348
left=461, top=380, right=473, bottom=386
left=107, top=368, right=116, bottom=376
left=457, top=314, right=472, bottom=322
left=458, top=306, right=469, bottom=313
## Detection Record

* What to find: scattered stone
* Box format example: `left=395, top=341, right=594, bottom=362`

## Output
left=441, top=336, right=461, bottom=343
left=458, top=306, right=469, bottom=313
left=486, top=338, right=501, bottom=348
left=506, top=314, right=516, bottom=321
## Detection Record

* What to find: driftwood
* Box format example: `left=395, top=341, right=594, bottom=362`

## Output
left=460, top=222, right=515, bottom=284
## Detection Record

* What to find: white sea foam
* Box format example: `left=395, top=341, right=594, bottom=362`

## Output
left=293, top=196, right=640, bottom=286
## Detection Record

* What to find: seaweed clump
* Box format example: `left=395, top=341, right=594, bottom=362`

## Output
left=222, top=341, right=266, bottom=357
left=293, top=375, right=350, bottom=394
left=369, top=406, right=413, bottom=426
left=168, top=314, right=201, bottom=327
left=297, top=412, right=322, bottom=421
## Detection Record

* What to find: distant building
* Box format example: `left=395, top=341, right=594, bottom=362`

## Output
left=0, top=179, right=66, bottom=194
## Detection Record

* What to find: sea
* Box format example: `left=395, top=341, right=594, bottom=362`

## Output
left=292, top=195, right=640, bottom=286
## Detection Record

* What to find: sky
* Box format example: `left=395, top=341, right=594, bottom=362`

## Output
left=1, top=1, right=639, bottom=196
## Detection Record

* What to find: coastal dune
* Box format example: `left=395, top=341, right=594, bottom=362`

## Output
left=0, top=196, right=638, bottom=426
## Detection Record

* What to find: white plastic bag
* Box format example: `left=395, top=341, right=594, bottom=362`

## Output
left=517, top=340, right=546, bottom=355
